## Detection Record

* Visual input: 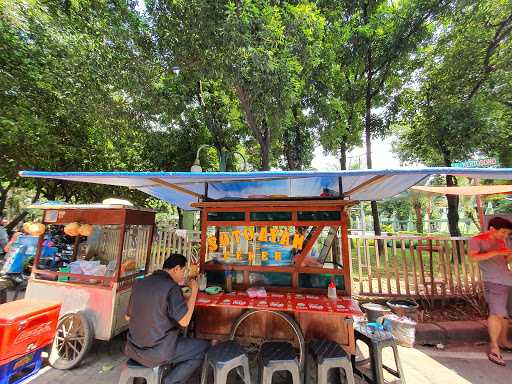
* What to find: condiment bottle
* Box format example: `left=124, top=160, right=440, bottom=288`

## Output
left=225, top=271, right=233, bottom=293
left=328, top=277, right=337, bottom=300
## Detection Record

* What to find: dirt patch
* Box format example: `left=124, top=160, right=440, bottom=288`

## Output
left=356, top=295, right=488, bottom=323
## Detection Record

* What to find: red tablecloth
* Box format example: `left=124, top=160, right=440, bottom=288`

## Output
left=196, top=290, right=362, bottom=315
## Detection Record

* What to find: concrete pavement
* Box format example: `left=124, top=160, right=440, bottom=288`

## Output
left=26, top=334, right=512, bottom=384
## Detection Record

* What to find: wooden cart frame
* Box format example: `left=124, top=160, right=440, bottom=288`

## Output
left=192, top=198, right=360, bottom=358
left=25, top=204, right=155, bottom=370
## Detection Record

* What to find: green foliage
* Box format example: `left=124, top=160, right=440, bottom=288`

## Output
left=146, top=0, right=326, bottom=170
left=0, top=0, right=154, bottom=205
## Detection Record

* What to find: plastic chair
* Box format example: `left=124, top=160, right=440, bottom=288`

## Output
left=118, top=359, right=165, bottom=384
left=308, top=339, right=354, bottom=384
left=200, top=340, right=251, bottom=384
left=260, top=341, right=301, bottom=384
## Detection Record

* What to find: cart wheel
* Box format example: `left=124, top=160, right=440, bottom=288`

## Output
left=49, top=311, right=93, bottom=370
left=229, top=309, right=306, bottom=369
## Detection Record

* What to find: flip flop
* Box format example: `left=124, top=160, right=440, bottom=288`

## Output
left=499, top=345, right=512, bottom=353
left=488, top=352, right=506, bottom=366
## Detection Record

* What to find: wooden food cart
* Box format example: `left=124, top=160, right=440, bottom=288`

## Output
left=192, top=198, right=362, bottom=366
left=24, top=168, right=488, bottom=368
left=24, top=204, right=155, bottom=369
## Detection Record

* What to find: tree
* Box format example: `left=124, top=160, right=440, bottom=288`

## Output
left=315, top=0, right=448, bottom=234
left=147, top=0, right=325, bottom=170
left=393, top=0, right=512, bottom=236
left=0, top=0, right=155, bottom=217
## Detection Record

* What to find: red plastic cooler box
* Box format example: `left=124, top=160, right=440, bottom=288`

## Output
left=0, top=299, right=61, bottom=365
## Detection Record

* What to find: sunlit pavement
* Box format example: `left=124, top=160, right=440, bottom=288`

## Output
left=26, top=335, right=512, bottom=384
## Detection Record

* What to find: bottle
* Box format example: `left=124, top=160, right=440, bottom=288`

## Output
left=328, top=277, right=337, bottom=300
left=225, top=271, right=232, bottom=293
left=198, top=273, right=207, bottom=291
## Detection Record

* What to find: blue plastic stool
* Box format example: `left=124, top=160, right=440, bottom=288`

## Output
left=0, top=349, right=43, bottom=384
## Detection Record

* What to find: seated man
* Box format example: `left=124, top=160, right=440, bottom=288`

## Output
left=125, top=253, right=209, bottom=383
left=469, top=217, right=512, bottom=366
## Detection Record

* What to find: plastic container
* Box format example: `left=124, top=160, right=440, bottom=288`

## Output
left=386, top=299, right=419, bottom=321
left=360, top=302, right=391, bottom=323
left=58, top=266, right=70, bottom=282
left=383, top=314, right=417, bottom=347
left=327, top=278, right=337, bottom=300
left=0, top=299, right=61, bottom=366
left=0, top=348, right=43, bottom=384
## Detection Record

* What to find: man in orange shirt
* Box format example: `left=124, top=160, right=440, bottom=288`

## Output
left=470, top=217, right=512, bottom=366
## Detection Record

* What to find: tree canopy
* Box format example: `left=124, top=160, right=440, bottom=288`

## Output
left=1, top=0, right=511, bottom=232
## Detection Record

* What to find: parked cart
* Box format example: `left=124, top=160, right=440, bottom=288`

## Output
left=24, top=204, right=155, bottom=369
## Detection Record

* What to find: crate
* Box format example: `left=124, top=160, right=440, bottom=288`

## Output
left=0, top=348, right=43, bottom=384
left=0, top=299, right=61, bottom=366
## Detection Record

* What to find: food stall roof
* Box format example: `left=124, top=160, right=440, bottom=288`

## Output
left=27, top=203, right=155, bottom=212
left=19, top=168, right=512, bottom=210
left=411, top=184, right=512, bottom=196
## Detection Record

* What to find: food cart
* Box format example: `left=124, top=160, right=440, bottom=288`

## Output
left=192, top=198, right=361, bottom=366
left=19, top=167, right=512, bottom=368
left=24, top=204, right=155, bottom=369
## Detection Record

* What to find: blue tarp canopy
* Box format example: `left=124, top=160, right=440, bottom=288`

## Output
left=19, top=168, right=512, bottom=210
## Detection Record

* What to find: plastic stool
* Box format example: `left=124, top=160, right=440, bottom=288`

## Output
left=260, top=341, right=301, bottom=384
left=118, top=359, right=165, bottom=384
left=308, top=339, right=354, bottom=384
left=351, top=324, right=406, bottom=384
left=200, top=341, right=251, bottom=384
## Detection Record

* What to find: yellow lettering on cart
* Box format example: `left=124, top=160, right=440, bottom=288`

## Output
left=236, top=250, right=242, bottom=260
left=207, top=236, right=218, bottom=251
left=275, top=251, right=281, bottom=261
left=292, top=234, right=305, bottom=250
left=261, top=251, right=269, bottom=261
left=219, top=232, right=230, bottom=247
left=279, top=231, right=290, bottom=246
left=243, top=227, right=254, bottom=241
left=270, top=228, right=278, bottom=243
left=248, top=251, right=254, bottom=263
left=258, top=227, right=267, bottom=242
left=232, top=230, right=241, bottom=244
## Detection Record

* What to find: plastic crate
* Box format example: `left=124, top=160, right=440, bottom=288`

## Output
left=0, top=348, right=43, bottom=384
left=0, top=299, right=61, bottom=366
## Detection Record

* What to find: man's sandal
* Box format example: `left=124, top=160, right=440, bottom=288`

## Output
left=499, top=346, right=512, bottom=353
left=488, top=352, right=506, bottom=366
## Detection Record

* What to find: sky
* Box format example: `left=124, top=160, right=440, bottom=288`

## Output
left=311, top=136, right=402, bottom=170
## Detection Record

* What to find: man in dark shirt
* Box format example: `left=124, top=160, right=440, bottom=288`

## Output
left=125, top=253, right=209, bottom=383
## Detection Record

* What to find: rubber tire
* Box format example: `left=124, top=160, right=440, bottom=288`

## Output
left=49, top=311, right=94, bottom=370
left=229, top=309, right=306, bottom=369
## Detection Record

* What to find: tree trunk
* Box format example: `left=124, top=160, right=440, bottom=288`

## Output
left=365, top=71, right=381, bottom=236
left=0, top=183, right=12, bottom=218
left=260, top=120, right=271, bottom=171
left=234, top=83, right=271, bottom=171
left=446, top=174, right=461, bottom=237
left=414, top=201, right=424, bottom=234
left=363, top=2, right=381, bottom=236
left=339, top=141, right=347, bottom=170
left=177, top=207, right=184, bottom=229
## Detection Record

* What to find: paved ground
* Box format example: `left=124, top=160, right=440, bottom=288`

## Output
left=25, top=334, right=512, bottom=384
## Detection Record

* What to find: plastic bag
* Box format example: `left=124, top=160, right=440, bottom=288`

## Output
left=382, top=314, right=416, bottom=348
left=247, top=286, right=267, bottom=298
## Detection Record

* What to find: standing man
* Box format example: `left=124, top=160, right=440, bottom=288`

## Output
left=125, top=253, right=209, bottom=383
left=470, top=217, right=512, bottom=366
